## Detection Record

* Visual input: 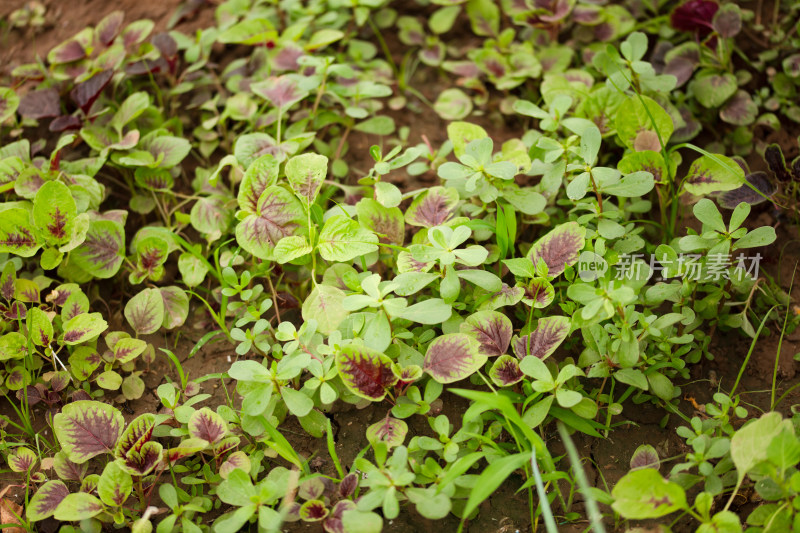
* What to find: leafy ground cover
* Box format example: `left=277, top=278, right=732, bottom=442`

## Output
left=0, top=0, right=800, bottom=531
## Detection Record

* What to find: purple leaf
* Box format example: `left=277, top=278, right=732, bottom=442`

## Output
left=512, top=316, right=571, bottom=361
left=70, top=70, right=113, bottom=114
left=630, top=444, right=660, bottom=471
left=48, top=39, right=87, bottom=64
left=251, top=75, right=307, bottom=109
left=335, top=345, right=398, bottom=401
left=72, top=219, right=125, bottom=279
left=95, top=11, right=124, bottom=45
left=274, top=45, right=305, bottom=71
left=523, top=278, right=555, bottom=308
left=423, top=333, right=487, bottom=384
left=460, top=310, right=512, bottom=357
left=114, top=413, right=155, bottom=455
left=712, top=3, right=741, bottom=38
left=719, top=90, right=757, bottom=126
left=118, top=440, right=162, bottom=476
left=366, top=416, right=408, bottom=449
left=19, top=88, right=61, bottom=119
left=300, top=500, right=329, bottom=521
left=235, top=185, right=306, bottom=260
left=53, top=451, right=87, bottom=481
left=62, top=313, right=107, bottom=345
left=324, top=500, right=357, bottom=533
left=188, top=407, right=227, bottom=444
left=152, top=32, right=178, bottom=58
left=8, top=447, right=37, bottom=472
left=527, top=222, right=586, bottom=277
left=405, top=186, right=459, bottom=228
left=49, top=115, right=82, bottom=132
left=671, top=0, right=718, bottom=35
left=489, top=355, right=524, bottom=387
left=219, top=451, right=251, bottom=479
left=357, top=199, right=405, bottom=245
left=124, top=288, right=165, bottom=335
left=764, top=144, right=791, bottom=183
left=53, top=400, right=125, bottom=463
left=339, top=474, right=358, bottom=498
left=237, top=154, right=279, bottom=212
left=717, top=171, right=777, bottom=209
left=27, top=480, right=70, bottom=521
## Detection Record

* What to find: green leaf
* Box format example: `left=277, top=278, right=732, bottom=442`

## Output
left=683, top=154, right=746, bottom=196
left=0, top=206, right=40, bottom=257
left=235, top=185, right=306, bottom=261
left=434, top=89, right=473, bottom=120
left=71, top=219, right=125, bottom=278
left=62, top=312, right=108, bottom=345
left=615, top=95, right=673, bottom=152
left=611, top=469, right=687, bottom=519
left=217, top=18, right=277, bottom=45
left=733, top=226, right=776, bottom=249
left=302, top=285, right=348, bottom=334
left=27, top=481, right=69, bottom=521
left=124, top=288, right=165, bottom=335
left=462, top=453, right=530, bottom=518
left=731, top=412, right=792, bottom=482
left=354, top=116, right=395, bottom=136
left=689, top=70, right=737, bottom=108
left=318, top=215, right=378, bottom=262
left=33, top=181, right=76, bottom=245
left=285, top=153, right=327, bottom=206
left=693, top=198, right=726, bottom=233
left=98, top=462, right=132, bottom=507
left=54, top=400, right=125, bottom=463
left=274, top=235, right=312, bottom=263
left=54, top=492, right=104, bottom=521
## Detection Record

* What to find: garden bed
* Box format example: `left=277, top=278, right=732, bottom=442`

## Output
left=1, top=0, right=800, bottom=532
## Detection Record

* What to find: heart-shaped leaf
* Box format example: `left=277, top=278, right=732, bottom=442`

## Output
left=460, top=310, right=512, bottom=357
left=527, top=222, right=586, bottom=278
left=366, top=416, right=408, bottom=449
left=424, top=333, right=486, bottom=384
left=189, top=407, right=227, bottom=445
left=27, top=480, right=69, bottom=521
left=285, top=153, right=327, bottom=206
left=489, top=355, right=524, bottom=387
left=235, top=185, right=306, bottom=261
left=0, top=206, right=40, bottom=257
left=124, top=288, right=165, bottom=335
left=237, top=154, right=279, bottom=212
left=335, top=345, right=398, bottom=401
left=512, top=316, right=571, bottom=360
left=684, top=154, right=745, bottom=196
left=405, top=186, right=459, bottom=228
left=62, top=312, right=108, bottom=345
left=71, top=219, right=125, bottom=279
left=318, top=215, right=378, bottom=262
left=54, top=400, right=124, bottom=463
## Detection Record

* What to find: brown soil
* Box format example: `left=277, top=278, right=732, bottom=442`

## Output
left=0, top=0, right=215, bottom=74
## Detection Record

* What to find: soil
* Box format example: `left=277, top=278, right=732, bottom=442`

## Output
left=1, top=1, right=800, bottom=532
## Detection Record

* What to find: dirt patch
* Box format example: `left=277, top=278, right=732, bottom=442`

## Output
left=0, top=0, right=214, bottom=74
